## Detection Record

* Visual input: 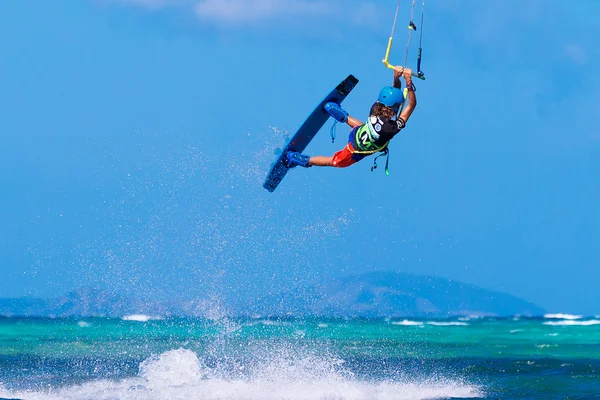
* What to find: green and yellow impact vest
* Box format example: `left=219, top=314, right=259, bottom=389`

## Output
left=350, top=119, right=390, bottom=155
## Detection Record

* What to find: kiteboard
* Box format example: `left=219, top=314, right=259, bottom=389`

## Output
left=263, top=74, right=359, bottom=192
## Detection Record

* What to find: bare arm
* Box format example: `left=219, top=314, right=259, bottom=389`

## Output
left=393, top=69, right=402, bottom=89
left=398, top=68, right=417, bottom=123
left=346, top=116, right=363, bottom=128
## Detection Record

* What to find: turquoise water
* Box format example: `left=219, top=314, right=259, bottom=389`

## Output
left=1, top=316, right=599, bottom=399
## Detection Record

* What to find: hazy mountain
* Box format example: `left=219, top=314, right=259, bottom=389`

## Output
left=0, top=272, right=544, bottom=318
left=244, top=271, right=544, bottom=318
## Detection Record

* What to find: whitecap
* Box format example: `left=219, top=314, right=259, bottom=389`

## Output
left=427, top=322, right=469, bottom=327
left=543, top=320, right=600, bottom=326
left=535, top=344, right=558, bottom=349
left=543, top=313, right=583, bottom=320
left=122, top=314, right=162, bottom=322
left=392, top=320, right=424, bottom=326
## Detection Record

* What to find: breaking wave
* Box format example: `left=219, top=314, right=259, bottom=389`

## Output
left=0, top=348, right=483, bottom=400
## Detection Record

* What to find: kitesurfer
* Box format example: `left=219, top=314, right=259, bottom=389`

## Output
left=285, top=66, right=417, bottom=169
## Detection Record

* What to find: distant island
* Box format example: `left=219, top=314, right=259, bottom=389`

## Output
left=0, top=271, right=544, bottom=318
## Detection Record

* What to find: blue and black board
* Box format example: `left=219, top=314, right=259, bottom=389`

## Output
left=263, top=74, right=359, bottom=192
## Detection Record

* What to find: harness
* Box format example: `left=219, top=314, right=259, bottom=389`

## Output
left=351, top=122, right=390, bottom=154
left=347, top=119, right=391, bottom=175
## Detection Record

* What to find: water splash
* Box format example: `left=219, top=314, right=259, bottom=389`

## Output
left=0, top=348, right=483, bottom=400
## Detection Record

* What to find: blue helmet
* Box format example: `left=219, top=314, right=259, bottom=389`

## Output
left=377, top=86, right=405, bottom=111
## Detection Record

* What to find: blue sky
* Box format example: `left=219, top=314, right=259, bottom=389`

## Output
left=1, top=0, right=599, bottom=314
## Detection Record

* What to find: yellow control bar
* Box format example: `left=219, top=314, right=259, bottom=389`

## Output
left=382, top=36, right=425, bottom=80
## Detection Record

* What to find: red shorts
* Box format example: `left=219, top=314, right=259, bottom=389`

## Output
left=331, top=128, right=367, bottom=168
left=332, top=144, right=359, bottom=168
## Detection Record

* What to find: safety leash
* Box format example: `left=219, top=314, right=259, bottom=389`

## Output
left=371, top=148, right=391, bottom=176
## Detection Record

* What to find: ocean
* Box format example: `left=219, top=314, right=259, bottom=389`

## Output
left=1, top=315, right=599, bottom=399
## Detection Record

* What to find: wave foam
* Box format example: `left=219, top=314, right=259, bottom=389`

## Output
left=392, top=320, right=424, bottom=326
left=543, top=319, right=600, bottom=326
left=426, top=322, right=469, bottom=327
left=544, top=313, right=583, bottom=320
left=0, top=348, right=483, bottom=400
left=122, top=314, right=163, bottom=322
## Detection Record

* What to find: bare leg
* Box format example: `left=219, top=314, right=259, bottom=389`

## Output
left=309, top=156, right=334, bottom=167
